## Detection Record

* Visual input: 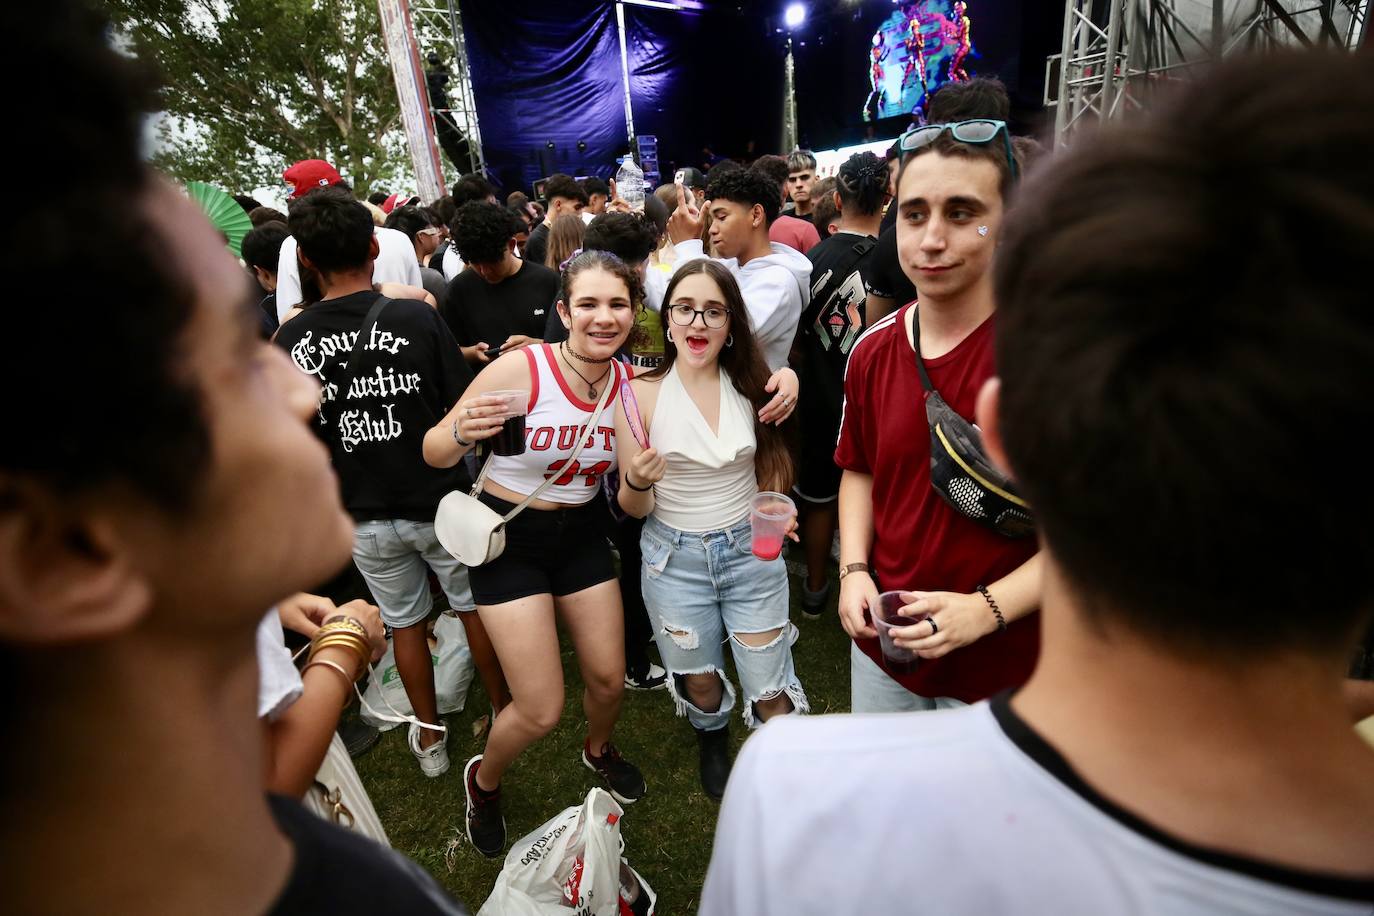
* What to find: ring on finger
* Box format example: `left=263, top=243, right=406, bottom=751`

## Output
left=927, top=617, right=939, bottom=636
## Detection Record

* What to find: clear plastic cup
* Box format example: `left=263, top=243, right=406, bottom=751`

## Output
left=749, top=491, right=796, bottom=561
left=872, top=591, right=924, bottom=675
left=485, top=389, right=529, bottom=456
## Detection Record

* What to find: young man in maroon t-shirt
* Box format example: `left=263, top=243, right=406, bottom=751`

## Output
left=835, top=128, right=1041, bottom=711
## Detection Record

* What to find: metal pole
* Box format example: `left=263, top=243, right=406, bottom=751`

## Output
left=616, top=2, right=636, bottom=148
left=783, top=35, right=798, bottom=153
left=1053, top=0, right=1080, bottom=143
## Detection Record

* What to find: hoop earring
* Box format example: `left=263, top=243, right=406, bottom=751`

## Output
left=726, top=334, right=734, bottom=348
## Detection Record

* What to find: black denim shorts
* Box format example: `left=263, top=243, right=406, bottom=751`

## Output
left=467, top=492, right=616, bottom=605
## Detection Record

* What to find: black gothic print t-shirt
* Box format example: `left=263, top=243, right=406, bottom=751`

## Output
left=274, top=291, right=473, bottom=522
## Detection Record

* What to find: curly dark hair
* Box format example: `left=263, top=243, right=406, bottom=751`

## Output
left=288, top=188, right=375, bottom=275
left=584, top=211, right=658, bottom=265
left=3, top=0, right=210, bottom=513
left=450, top=201, right=520, bottom=265
left=707, top=168, right=781, bottom=226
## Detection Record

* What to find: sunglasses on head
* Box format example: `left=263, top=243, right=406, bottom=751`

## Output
left=899, top=119, right=1018, bottom=180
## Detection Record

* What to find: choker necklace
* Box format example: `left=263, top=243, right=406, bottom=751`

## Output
left=560, top=342, right=612, bottom=399
left=564, top=342, right=613, bottom=365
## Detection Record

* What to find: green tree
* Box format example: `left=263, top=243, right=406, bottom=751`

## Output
left=105, top=0, right=410, bottom=197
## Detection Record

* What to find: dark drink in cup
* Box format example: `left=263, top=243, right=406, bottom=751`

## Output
left=879, top=626, right=923, bottom=678
left=873, top=591, right=922, bottom=674
left=491, top=414, right=527, bottom=456
left=485, top=389, right=530, bottom=457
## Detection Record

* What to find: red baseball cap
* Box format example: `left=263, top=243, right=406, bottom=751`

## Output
left=381, top=192, right=420, bottom=213
left=283, top=159, right=343, bottom=198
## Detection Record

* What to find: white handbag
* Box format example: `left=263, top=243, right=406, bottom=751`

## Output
left=435, top=371, right=617, bottom=566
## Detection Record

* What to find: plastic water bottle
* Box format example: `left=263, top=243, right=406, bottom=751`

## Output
left=616, top=157, right=645, bottom=212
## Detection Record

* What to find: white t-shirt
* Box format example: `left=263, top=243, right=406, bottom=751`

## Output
left=255, top=609, right=303, bottom=722
left=275, top=226, right=422, bottom=321
left=441, top=244, right=465, bottom=282
left=702, top=698, right=1374, bottom=915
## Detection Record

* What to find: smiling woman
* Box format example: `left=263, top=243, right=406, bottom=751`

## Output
left=423, top=249, right=647, bottom=859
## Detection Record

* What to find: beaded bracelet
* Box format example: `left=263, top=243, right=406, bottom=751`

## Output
left=317, top=617, right=367, bottom=638
left=976, top=584, right=1007, bottom=631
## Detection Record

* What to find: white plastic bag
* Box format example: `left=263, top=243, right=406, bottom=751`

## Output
left=360, top=612, right=474, bottom=731
left=303, top=733, right=390, bottom=844
left=478, top=788, right=656, bottom=916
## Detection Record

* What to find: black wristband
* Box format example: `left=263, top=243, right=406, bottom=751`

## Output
left=976, top=584, right=1006, bottom=631
left=625, top=474, right=654, bottom=492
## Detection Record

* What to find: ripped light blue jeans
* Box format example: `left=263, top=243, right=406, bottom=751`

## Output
left=640, top=514, right=808, bottom=731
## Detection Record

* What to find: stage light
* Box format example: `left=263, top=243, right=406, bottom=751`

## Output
left=784, top=3, right=806, bottom=28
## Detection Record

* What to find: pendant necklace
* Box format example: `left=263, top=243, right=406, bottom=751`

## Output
left=561, top=342, right=611, bottom=398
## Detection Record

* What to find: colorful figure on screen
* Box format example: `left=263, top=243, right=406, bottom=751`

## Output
left=901, top=8, right=928, bottom=93
left=948, top=0, right=972, bottom=82
left=864, top=33, right=891, bottom=122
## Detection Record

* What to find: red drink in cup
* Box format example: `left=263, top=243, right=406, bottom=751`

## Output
left=486, top=389, right=530, bottom=457
left=749, top=492, right=795, bottom=561
left=873, top=591, right=924, bottom=675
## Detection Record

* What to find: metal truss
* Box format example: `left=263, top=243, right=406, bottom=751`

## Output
left=1046, top=0, right=1370, bottom=146
left=410, top=0, right=486, bottom=176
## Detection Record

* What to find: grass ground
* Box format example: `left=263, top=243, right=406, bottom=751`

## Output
left=356, top=567, right=851, bottom=913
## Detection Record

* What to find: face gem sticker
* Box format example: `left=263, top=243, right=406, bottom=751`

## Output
left=977, top=225, right=989, bottom=237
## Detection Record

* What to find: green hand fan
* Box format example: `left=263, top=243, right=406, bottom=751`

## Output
left=185, top=181, right=255, bottom=259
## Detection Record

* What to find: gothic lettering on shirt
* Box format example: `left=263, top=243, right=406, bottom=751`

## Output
left=286, top=316, right=420, bottom=454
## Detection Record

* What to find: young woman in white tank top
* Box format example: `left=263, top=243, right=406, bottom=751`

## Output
left=422, top=251, right=646, bottom=857
left=614, top=259, right=809, bottom=800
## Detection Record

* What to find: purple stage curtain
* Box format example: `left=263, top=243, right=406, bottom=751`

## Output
left=462, top=1, right=628, bottom=194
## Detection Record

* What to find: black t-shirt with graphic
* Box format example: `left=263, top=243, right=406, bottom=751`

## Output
left=441, top=260, right=559, bottom=352
left=273, top=291, right=472, bottom=522
left=266, top=795, right=468, bottom=915
left=799, top=231, right=880, bottom=422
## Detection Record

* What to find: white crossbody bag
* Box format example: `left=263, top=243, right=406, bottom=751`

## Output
left=435, top=370, right=617, bottom=566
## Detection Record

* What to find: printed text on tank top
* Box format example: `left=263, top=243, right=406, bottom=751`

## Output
left=483, top=344, right=622, bottom=506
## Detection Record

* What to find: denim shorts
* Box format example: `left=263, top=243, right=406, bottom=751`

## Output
left=640, top=514, right=808, bottom=730
left=352, top=519, right=475, bottom=629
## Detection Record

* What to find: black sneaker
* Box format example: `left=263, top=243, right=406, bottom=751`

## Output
left=463, top=755, right=506, bottom=858
left=582, top=741, right=647, bottom=805
left=624, top=662, right=667, bottom=691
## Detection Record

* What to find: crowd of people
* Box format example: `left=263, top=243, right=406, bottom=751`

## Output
left=6, top=3, right=1374, bottom=914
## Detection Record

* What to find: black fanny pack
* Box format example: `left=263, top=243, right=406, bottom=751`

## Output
left=912, top=307, right=1034, bottom=539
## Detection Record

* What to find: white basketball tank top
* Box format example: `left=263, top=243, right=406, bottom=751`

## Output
left=484, top=344, right=623, bottom=505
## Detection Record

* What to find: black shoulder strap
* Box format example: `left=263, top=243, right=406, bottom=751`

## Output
left=326, top=295, right=392, bottom=425
left=811, top=235, right=877, bottom=310
left=909, top=303, right=937, bottom=394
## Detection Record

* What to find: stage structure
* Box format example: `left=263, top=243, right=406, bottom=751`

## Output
left=377, top=0, right=448, bottom=202
left=1047, top=0, right=1371, bottom=146
left=409, top=0, right=487, bottom=177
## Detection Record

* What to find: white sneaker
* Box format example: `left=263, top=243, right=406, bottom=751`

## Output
left=408, top=722, right=450, bottom=778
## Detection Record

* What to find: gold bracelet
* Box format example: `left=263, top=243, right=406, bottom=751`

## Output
left=308, top=633, right=369, bottom=668
left=316, top=617, right=367, bottom=639
left=310, top=632, right=369, bottom=659
left=303, top=657, right=356, bottom=690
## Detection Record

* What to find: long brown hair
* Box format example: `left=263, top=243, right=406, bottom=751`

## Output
left=646, top=260, right=793, bottom=492
left=545, top=213, right=586, bottom=270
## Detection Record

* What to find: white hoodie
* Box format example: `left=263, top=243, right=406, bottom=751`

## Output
left=671, top=239, right=812, bottom=370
